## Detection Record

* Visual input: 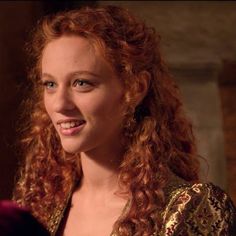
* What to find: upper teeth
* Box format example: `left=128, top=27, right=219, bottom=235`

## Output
left=60, top=121, right=83, bottom=129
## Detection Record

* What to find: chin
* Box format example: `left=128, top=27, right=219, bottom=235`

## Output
left=60, top=140, right=83, bottom=154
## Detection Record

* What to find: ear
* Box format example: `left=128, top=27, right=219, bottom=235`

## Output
left=134, top=71, right=151, bottom=106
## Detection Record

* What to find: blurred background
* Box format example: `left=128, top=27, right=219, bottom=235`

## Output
left=0, top=1, right=235, bottom=205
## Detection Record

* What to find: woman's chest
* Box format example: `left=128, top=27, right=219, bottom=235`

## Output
left=58, top=198, right=127, bottom=236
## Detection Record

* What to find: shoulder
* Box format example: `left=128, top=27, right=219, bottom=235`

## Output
left=161, top=177, right=236, bottom=235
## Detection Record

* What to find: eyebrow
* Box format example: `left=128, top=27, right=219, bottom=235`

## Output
left=41, top=71, right=100, bottom=80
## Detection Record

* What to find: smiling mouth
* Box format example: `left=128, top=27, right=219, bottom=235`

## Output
left=57, top=119, right=86, bottom=136
left=59, top=120, right=85, bottom=129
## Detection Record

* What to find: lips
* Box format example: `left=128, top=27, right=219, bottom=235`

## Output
left=59, top=120, right=85, bottom=129
left=57, top=119, right=86, bottom=136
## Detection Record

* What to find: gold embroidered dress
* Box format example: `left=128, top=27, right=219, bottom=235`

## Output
left=47, top=177, right=236, bottom=236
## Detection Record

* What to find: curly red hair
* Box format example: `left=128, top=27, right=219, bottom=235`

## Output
left=13, top=5, right=200, bottom=235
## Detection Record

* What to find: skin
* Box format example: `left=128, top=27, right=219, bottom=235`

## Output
left=41, top=36, right=125, bottom=156
left=41, top=36, right=149, bottom=236
left=41, top=36, right=128, bottom=236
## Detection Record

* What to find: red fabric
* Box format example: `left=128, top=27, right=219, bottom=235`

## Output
left=0, top=200, right=49, bottom=236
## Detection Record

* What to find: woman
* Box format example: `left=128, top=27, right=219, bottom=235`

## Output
left=13, top=5, right=235, bottom=236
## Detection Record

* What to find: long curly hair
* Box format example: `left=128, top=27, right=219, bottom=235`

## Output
left=13, top=5, right=200, bottom=235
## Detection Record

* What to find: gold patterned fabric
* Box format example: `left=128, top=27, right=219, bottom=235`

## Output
left=48, top=177, right=236, bottom=236
left=161, top=182, right=236, bottom=235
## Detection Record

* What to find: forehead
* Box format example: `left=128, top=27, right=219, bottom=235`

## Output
left=42, top=36, right=95, bottom=68
left=43, top=36, right=94, bottom=56
left=41, top=35, right=117, bottom=81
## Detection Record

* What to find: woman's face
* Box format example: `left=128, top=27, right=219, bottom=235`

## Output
left=41, top=36, right=124, bottom=154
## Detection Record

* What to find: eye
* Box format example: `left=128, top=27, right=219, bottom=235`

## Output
left=73, top=79, right=89, bottom=87
left=73, top=79, right=93, bottom=91
left=42, top=81, right=56, bottom=89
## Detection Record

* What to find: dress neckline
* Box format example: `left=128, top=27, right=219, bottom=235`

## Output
left=51, top=186, right=131, bottom=236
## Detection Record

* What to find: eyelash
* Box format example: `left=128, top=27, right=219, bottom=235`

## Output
left=73, top=79, right=91, bottom=87
left=41, top=79, right=93, bottom=91
left=42, top=81, right=56, bottom=89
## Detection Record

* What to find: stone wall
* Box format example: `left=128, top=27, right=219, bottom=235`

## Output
left=219, top=61, right=236, bottom=204
left=100, top=1, right=236, bottom=64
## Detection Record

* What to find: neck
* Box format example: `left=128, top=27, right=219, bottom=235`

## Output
left=77, top=143, right=124, bottom=195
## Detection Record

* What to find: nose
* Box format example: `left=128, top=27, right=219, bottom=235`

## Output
left=53, top=87, right=76, bottom=113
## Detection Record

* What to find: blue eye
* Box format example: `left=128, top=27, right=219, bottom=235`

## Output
left=73, top=80, right=89, bottom=87
left=42, top=81, right=56, bottom=90
left=73, top=79, right=93, bottom=92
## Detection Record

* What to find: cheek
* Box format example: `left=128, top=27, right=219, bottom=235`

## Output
left=43, top=95, right=53, bottom=119
left=80, top=92, right=124, bottom=123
